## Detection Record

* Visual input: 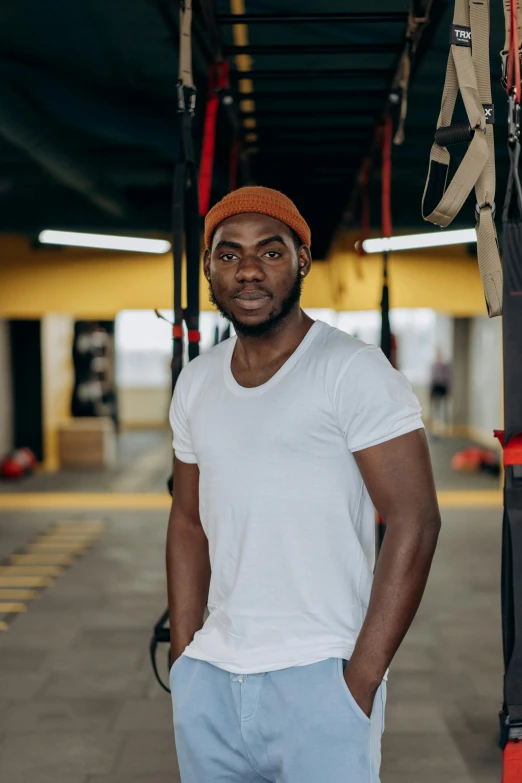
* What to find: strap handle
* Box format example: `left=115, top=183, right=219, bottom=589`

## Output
left=179, top=0, right=195, bottom=92
left=422, top=0, right=502, bottom=317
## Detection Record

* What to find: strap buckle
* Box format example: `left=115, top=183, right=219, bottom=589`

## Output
left=499, top=710, right=522, bottom=749
left=177, top=81, right=197, bottom=116
left=476, top=201, right=496, bottom=220
left=508, top=89, right=520, bottom=145
left=501, top=50, right=522, bottom=91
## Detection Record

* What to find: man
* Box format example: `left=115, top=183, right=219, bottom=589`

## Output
left=167, top=186, right=440, bottom=782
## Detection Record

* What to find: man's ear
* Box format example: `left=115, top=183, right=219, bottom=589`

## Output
left=298, top=245, right=312, bottom=277
left=203, top=248, right=211, bottom=280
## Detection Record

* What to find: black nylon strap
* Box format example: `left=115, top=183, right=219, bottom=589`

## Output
left=502, top=220, right=522, bottom=445
left=504, top=505, right=522, bottom=722
left=501, top=129, right=522, bottom=730
left=171, top=85, right=200, bottom=391
left=172, top=159, right=186, bottom=392
left=185, top=158, right=201, bottom=363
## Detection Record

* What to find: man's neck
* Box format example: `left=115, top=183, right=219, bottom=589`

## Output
left=233, top=310, right=315, bottom=372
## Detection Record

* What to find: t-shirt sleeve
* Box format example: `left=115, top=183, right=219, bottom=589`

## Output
left=334, top=345, right=424, bottom=453
left=169, top=370, right=198, bottom=464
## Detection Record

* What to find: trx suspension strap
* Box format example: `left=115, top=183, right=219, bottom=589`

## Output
left=391, top=0, right=434, bottom=145
left=422, top=0, right=503, bottom=317
left=198, top=61, right=231, bottom=217
left=150, top=0, right=200, bottom=695
left=497, top=2, right=522, bottom=773
left=173, top=0, right=201, bottom=393
left=376, top=116, right=394, bottom=557
left=380, top=116, right=393, bottom=364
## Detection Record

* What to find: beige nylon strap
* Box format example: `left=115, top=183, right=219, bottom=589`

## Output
left=179, top=0, right=195, bottom=90
left=473, top=0, right=502, bottom=316
left=422, top=0, right=502, bottom=316
left=392, top=1, right=434, bottom=145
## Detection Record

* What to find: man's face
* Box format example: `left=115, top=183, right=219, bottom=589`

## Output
left=204, top=213, right=310, bottom=338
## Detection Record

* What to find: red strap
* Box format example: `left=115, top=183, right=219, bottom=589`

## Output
left=172, top=324, right=183, bottom=339
left=187, top=329, right=201, bottom=342
left=381, top=116, right=393, bottom=239
left=502, top=740, right=522, bottom=783
left=198, top=62, right=230, bottom=217
left=198, top=93, right=219, bottom=216
left=494, top=430, right=522, bottom=465
left=507, top=0, right=521, bottom=102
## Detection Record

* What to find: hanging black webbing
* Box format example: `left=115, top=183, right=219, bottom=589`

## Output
left=380, top=116, right=393, bottom=363
left=172, top=0, right=201, bottom=395
left=150, top=0, right=201, bottom=696
left=497, top=5, right=522, bottom=764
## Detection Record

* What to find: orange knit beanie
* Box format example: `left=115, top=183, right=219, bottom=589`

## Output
left=204, top=186, right=311, bottom=249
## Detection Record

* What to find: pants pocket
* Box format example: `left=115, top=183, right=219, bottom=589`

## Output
left=336, top=658, right=371, bottom=726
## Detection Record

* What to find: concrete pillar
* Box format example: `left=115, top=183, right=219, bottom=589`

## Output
left=41, top=314, right=74, bottom=471
left=0, top=319, right=13, bottom=458
left=451, top=317, right=471, bottom=432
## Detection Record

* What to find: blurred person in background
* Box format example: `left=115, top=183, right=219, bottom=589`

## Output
left=429, top=347, right=451, bottom=434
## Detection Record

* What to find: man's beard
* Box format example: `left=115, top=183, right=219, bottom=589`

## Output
left=208, top=268, right=303, bottom=338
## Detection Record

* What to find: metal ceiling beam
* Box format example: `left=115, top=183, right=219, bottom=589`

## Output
left=241, top=108, right=377, bottom=119
left=225, top=44, right=401, bottom=56
left=239, top=89, right=386, bottom=100
left=217, top=12, right=408, bottom=24
left=234, top=69, right=388, bottom=81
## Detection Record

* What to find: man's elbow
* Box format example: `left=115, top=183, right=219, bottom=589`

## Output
left=387, top=504, right=441, bottom=546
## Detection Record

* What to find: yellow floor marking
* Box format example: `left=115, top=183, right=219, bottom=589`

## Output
left=0, top=566, right=64, bottom=577
left=437, top=490, right=503, bottom=508
left=0, top=576, right=54, bottom=588
left=0, top=589, right=38, bottom=600
left=27, top=542, right=90, bottom=551
left=10, top=553, right=74, bottom=565
left=44, top=528, right=102, bottom=534
left=34, top=538, right=97, bottom=547
left=0, top=621, right=7, bottom=631
left=0, top=493, right=171, bottom=510
left=41, top=538, right=99, bottom=545
left=54, top=521, right=105, bottom=528
left=0, top=602, right=27, bottom=613
left=0, top=491, right=503, bottom=513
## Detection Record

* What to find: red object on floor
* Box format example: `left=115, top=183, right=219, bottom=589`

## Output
left=502, top=741, right=522, bottom=783
left=451, top=447, right=498, bottom=472
left=1, top=447, right=37, bottom=479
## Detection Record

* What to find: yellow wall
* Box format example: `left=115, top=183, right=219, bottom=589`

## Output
left=327, top=233, right=488, bottom=315
left=0, top=233, right=490, bottom=318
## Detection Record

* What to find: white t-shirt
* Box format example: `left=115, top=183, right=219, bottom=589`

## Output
left=169, top=319, right=423, bottom=674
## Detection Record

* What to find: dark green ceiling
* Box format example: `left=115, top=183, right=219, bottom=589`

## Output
left=0, top=0, right=511, bottom=259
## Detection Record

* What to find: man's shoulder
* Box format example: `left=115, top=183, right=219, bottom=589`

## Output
left=177, top=337, right=230, bottom=386
left=314, top=321, right=374, bottom=367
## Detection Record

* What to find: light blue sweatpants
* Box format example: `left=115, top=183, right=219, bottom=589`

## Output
left=170, top=655, right=386, bottom=782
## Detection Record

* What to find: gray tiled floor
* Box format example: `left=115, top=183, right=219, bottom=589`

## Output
left=0, top=506, right=504, bottom=782
left=0, top=431, right=505, bottom=781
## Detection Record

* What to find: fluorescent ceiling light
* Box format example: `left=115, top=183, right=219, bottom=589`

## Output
left=360, top=228, right=477, bottom=254
left=38, top=230, right=171, bottom=254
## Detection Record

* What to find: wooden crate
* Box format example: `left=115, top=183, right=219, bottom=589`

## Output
left=58, top=418, right=116, bottom=468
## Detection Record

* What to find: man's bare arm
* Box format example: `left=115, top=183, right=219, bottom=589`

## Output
left=345, top=428, right=441, bottom=716
left=166, top=458, right=211, bottom=665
